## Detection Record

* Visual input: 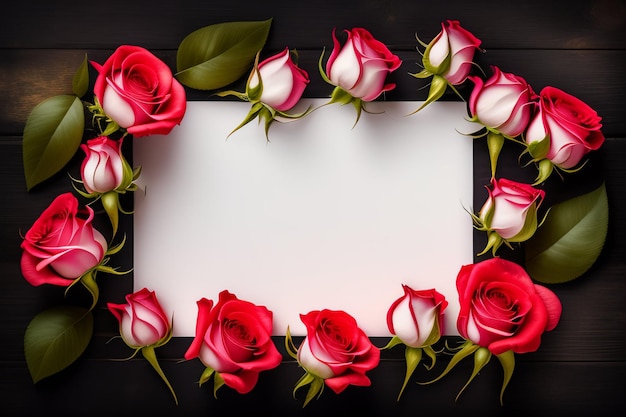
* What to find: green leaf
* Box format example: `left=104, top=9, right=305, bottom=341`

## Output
left=72, top=54, right=90, bottom=98
left=525, top=183, right=609, bottom=283
left=175, top=19, right=272, bottom=90
left=23, top=95, right=85, bottom=190
left=24, top=306, right=93, bottom=383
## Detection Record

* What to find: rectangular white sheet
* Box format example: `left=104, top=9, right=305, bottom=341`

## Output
left=133, top=99, right=477, bottom=337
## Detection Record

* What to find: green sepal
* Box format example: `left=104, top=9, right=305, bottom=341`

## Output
left=78, top=269, right=99, bottom=312
left=419, top=339, right=479, bottom=386
left=246, top=51, right=263, bottom=102
left=380, top=335, right=404, bottom=350
left=293, top=371, right=325, bottom=408
left=198, top=366, right=215, bottom=386
left=527, top=135, right=550, bottom=160
left=533, top=158, right=554, bottom=185
left=495, top=350, right=515, bottom=406
left=175, top=19, right=272, bottom=91
left=397, top=346, right=423, bottom=401
left=454, top=346, right=492, bottom=402
left=421, top=39, right=451, bottom=76
left=487, top=131, right=505, bottom=179
left=407, top=75, right=448, bottom=115
left=285, top=326, right=299, bottom=360
left=226, top=101, right=264, bottom=138
left=141, top=346, right=178, bottom=405
left=213, top=371, right=226, bottom=398
left=24, top=306, right=93, bottom=383
left=101, top=191, right=120, bottom=238
left=23, top=94, right=85, bottom=190
left=72, top=54, right=90, bottom=98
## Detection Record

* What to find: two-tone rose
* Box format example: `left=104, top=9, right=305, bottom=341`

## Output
left=91, top=45, right=187, bottom=137
left=473, top=177, right=546, bottom=256
left=184, top=290, right=282, bottom=395
left=383, top=285, right=448, bottom=399
left=525, top=86, right=605, bottom=183
left=286, top=309, right=380, bottom=407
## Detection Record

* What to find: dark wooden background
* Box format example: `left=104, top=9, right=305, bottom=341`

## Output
left=1, top=1, right=625, bottom=415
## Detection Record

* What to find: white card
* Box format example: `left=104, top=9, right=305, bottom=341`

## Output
left=133, top=99, right=477, bottom=337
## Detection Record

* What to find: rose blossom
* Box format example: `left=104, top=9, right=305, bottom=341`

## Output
left=107, top=288, right=172, bottom=348
left=20, top=193, right=108, bottom=287
left=456, top=257, right=562, bottom=355
left=184, top=290, right=282, bottom=394
left=525, top=86, right=605, bottom=169
left=468, top=66, right=537, bottom=138
left=478, top=177, right=545, bottom=244
left=296, top=309, right=380, bottom=394
left=325, top=27, right=402, bottom=101
left=92, top=45, right=187, bottom=137
left=424, top=20, right=482, bottom=85
left=248, top=47, right=309, bottom=112
left=387, top=285, right=448, bottom=348
left=80, top=136, right=133, bottom=194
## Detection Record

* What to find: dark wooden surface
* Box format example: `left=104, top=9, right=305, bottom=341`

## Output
left=1, top=1, right=625, bottom=415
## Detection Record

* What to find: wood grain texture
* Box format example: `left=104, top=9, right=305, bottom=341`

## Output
left=1, top=1, right=625, bottom=415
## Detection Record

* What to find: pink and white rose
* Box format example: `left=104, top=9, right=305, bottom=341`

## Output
left=525, top=86, right=605, bottom=169
left=92, top=45, right=187, bottom=137
left=20, top=193, right=108, bottom=287
left=476, top=177, right=545, bottom=255
left=107, top=288, right=172, bottom=348
left=80, top=136, right=132, bottom=194
left=469, top=66, right=537, bottom=138
left=248, top=47, right=309, bottom=112
left=424, top=20, right=482, bottom=85
left=325, top=27, right=402, bottom=101
left=386, top=285, right=448, bottom=348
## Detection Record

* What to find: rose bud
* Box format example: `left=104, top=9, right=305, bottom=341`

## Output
left=107, top=288, right=172, bottom=349
left=423, top=20, right=482, bottom=85
left=91, top=45, right=187, bottom=137
left=468, top=66, right=537, bottom=139
left=474, top=177, right=546, bottom=256
left=184, top=290, right=282, bottom=395
left=286, top=309, right=380, bottom=406
left=108, top=288, right=177, bottom=404
left=386, top=285, right=448, bottom=349
left=383, top=285, right=448, bottom=400
left=248, top=47, right=310, bottom=112
left=324, top=27, right=402, bottom=102
left=20, top=193, right=108, bottom=287
left=80, top=136, right=134, bottom=194
left=410, top=20, right=482, bottom=113
left=525, top=86, right=605, bottom=183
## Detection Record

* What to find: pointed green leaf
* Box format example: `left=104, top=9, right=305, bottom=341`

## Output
left=72, top=54, right=90, bottom=98
left=175, top=19, right=272, bottom=90
left=23, top=95, right=85, bottom=190
left=24, top=306, right=93, bottom=383
left=525, top=183, right=608, bottom=283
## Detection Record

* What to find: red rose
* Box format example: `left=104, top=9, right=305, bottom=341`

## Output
left=525, top=86, right=604, bottom=169
left=184, top=290, right=282, bottom=394
left=456, top=257, right=562, bottom=355
left=92, top=45, right=186, bottom=137
left=296, top=309, right=380, bottom=394
left=20, top=193, right=108, bottom=286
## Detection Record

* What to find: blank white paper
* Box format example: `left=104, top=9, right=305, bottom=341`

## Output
left=133, top=99, right=477, bottom=337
